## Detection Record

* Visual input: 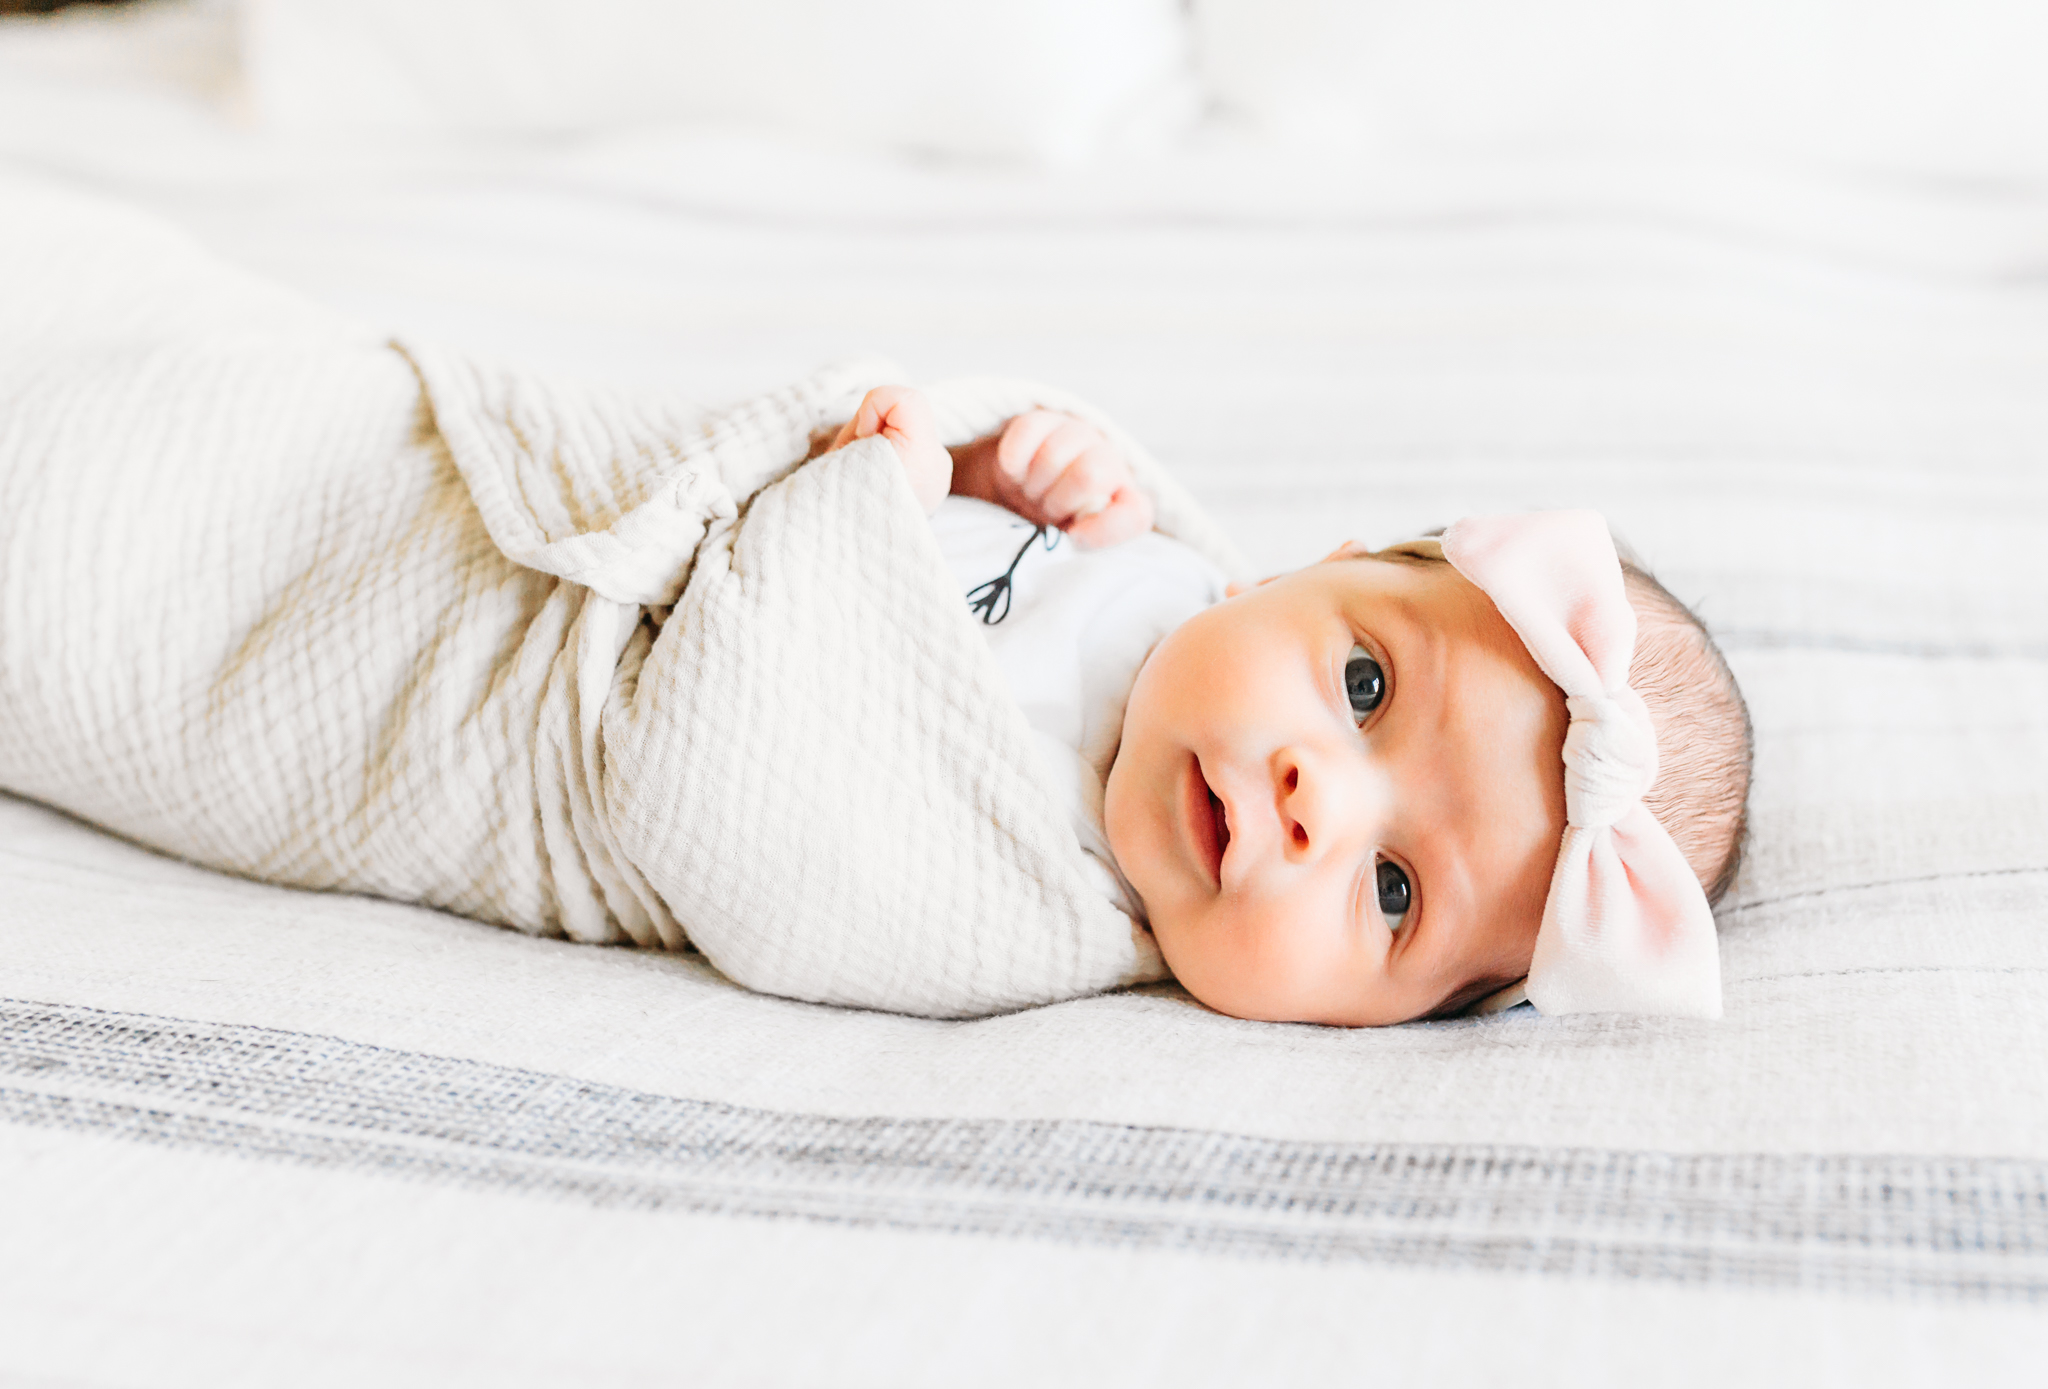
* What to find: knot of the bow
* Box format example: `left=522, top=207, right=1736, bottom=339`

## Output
left=1561, top=688, right=1659, bottom=829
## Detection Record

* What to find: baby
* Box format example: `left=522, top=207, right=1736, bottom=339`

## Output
left=0, top=177, right=1748, bottom=1025
left=845, top=383, right=1752, bottom=1025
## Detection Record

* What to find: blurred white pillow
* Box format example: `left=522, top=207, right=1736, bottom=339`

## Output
left=243, top=0, right=1192, bottom=163
left=1194, top=0, right=2048, bottom=180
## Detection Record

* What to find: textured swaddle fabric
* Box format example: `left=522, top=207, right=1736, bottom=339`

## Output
left=0, top=174, right=1247, bottom=1017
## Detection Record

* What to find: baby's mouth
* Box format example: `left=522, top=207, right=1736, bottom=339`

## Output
left=1185, top=752, right=1228, bottom=890
left=1199, top=756, right=1232, bottom=889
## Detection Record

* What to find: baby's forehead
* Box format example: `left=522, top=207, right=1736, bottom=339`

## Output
left=1327, top=552, right=1521, bottom=652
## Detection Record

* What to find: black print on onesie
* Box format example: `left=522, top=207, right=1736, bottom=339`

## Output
left=967, top=525, right=1061, bottom=625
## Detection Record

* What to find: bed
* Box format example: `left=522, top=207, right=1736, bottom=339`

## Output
left=2, top=2, right=2046, bottom=1383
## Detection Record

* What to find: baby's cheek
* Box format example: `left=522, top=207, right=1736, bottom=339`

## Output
left=1227, top=899, right=1330, bottom=1008
left=1102, top=694, right=1172, bottom=881
left=1166, top=897, right=1332, bottom=1023
left=1148, top=906, right=1239, bottom=1013
left=1099, top=753, right=1143, bottom=881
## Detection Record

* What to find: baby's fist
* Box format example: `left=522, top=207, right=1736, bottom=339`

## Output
left=990, top=410, right=1153, bottom=549
left=832, top=386, right=951, bottom=514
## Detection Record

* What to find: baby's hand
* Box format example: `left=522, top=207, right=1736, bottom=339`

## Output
left=957, top=410, right=1154, bottom=549
left=831, top=386, right=952, bottom=514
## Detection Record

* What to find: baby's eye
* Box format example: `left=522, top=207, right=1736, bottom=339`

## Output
left=1376, top=859, right=1411, bottom=930
left=1345, top=644, right=1385, bottom=724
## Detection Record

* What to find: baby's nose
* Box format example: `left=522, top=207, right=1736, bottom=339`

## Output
left=1274, top=746, right=1391, bottom=863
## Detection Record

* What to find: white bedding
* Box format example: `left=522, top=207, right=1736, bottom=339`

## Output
left=2, top=25, right=2047, bottom=1387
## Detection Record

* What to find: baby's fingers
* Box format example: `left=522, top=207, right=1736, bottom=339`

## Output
left=833, top=385, right=919, bottom=452
left=1019, top=421, right=1102, bottom=502
left=828, top=402, right=873, bottom=452
left=831, top=385, right=948, bottom=512
left=1061, top=486, right=1154, bottom=550
left=994, top=410, right=1067, bottom=484
left=986, top=408, right=1151, bottom=544
left=1038, top=442, right=1133, bottom=526
left=997, top=412, right=1104, bottom=503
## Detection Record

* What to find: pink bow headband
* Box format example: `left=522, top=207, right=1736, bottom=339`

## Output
left=1386, top=512, right=1722, bottom=1019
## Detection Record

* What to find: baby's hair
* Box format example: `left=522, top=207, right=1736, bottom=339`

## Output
left=1392, top=530, right=1754, bottom=906
left=1612, top=551, right=1753, bottom=905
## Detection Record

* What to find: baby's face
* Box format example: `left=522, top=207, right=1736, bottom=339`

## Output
left=1103, top=548, right=1568, bottom=1025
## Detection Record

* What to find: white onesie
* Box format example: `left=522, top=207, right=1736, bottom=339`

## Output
left=931, top=498, right=1228, bottom=921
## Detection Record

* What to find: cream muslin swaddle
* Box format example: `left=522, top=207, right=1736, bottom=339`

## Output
left=0, top=175, right=1247, bottom=1018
